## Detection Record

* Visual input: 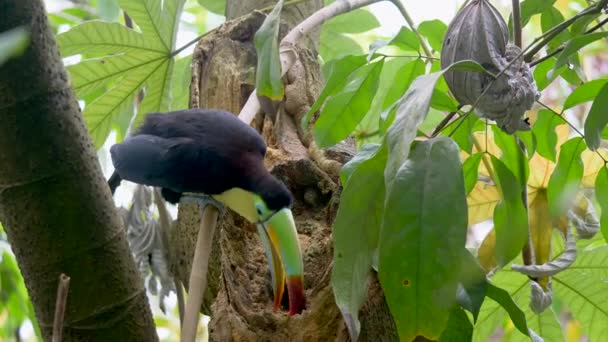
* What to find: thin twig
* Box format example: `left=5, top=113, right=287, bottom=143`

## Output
left=377, top=53, right=439, bottom=60
left=181, top=206, right=219, bottom=342
left=52, top=274, right=71, bottom=342
left=238, top=0, right=386, bottom=125
left=389, top=0, right=434, bottom=58
left=529, top=16, right=608, bottom=67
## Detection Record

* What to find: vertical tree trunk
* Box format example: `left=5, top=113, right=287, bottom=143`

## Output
left=169, top=1, right=399, bottom=341
left=0, top=1, right=158, bottom=340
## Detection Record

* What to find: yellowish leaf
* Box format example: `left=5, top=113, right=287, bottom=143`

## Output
left=529, top=190, right=553, bottom=288
left=478, top=228, right=497, bottom=272
left=467, top=182, right=500, bottom=225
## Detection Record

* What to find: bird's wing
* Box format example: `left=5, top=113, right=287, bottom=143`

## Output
left=110, top=134, right=194, bottom=191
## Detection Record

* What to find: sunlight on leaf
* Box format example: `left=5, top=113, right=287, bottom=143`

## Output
left=57, top=0, right=186, bottom=148
left=418, top=19, right=447, bottom=52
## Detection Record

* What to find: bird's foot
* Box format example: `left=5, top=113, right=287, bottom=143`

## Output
left=180, top=193, right=226, bottom=218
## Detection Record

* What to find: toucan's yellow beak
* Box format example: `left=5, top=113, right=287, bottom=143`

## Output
left=257, top=208, right=305, bottom=315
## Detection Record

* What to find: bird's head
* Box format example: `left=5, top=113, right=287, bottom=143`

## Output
left=213, top=187, right=305, bottom=316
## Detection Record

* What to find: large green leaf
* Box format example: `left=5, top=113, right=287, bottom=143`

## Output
left=332, top=144, right=387, bottom=341
left=0, top=27, right=29, bottom=66
left=381, top=59, right=425, bottom=110
left=418, top=20, right=447, bottom=52
left=314, top=59, right=384, bottom=148
left=547, top=137, right=586, bottom=216
left=320, top=30, right=364, bottom=62
left=563, top=78, right=608, bottom=110
left=384, top=60, right=490, bottom=186
left=319, top=8, right=378, bottom=62
left=387, top=27, right=420, bottom=52
left=254, top=0, right=284, bottom=101
left=340, top=143, right=380, bottom=184
left=450, top=114, right=482, bottom=153
left=519, top=0, right=557, bottom=27
left=553, top=245, right=608, bottom=341
left=532, top=109, right=561, bottom=162
left=583, top=82, right=608, bottom=151
left=438, top=307, right=473, bottom=342
left=595, top=167, right=608, bottom=242
left=379, top=137, right=468, bottom=341
left=491, top=156, right=529, bottom=267
left=302, top=55, right=368, bottom=128
left=57, top=0, right=186, bottom=148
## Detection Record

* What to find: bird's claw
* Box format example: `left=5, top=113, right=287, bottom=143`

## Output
left=180, top=193, right=226, bottom=218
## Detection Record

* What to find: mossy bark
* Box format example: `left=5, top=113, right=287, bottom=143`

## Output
left=0, top=1, right=158, bottom=340
left=169, top=1, right=399, bottom=341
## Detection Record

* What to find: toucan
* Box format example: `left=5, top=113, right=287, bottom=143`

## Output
left=107, top=108, right=306, bottom=315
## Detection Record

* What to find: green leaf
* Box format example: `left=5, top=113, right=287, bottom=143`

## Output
left=438, top=307, right=473, bottom=342
left=197, top=0, right=225, bottom=15
left=450, top=114, right=481, bottom=153
left=381, top=59, right=425, bottom=110
left=431, top=90, right=458, bottom=112
left=485, top=283, right=530, bottom=337
left=97, top=0, right=121, bottom=21
left=541, top=7, right=570, bottom=51
left=314, top=59, right=384, bottom=148
left=0, top=27, right=29, bottom=66
left=254, top=0, right=284, bottom=100
left=320, top=30, right=364, bottom=62
left=340, top=143, right=380, bottom=184
left=57, top=0, right=186, bottom=149
left=384, top=60, right=491, bottom=186
left=170, top=55, right=193, bottom=111
left=463, top=153, right=483, bottom=195
left=302, top=55, right=368, bottom=128
left=547, top=137, right=585, bottom=217
left=553, top=246, right=608, bottom=342
left=547, top=137, right=586, bottom=216
left=491, top=156, right=528, bottom=267
left=323, top=8, right=379, bottom=34
left=583, top=82, right=608, bottom=151
left=552, top=32, right=608, bottom=76
left=570, top=13, right=600, bottom=36
left=418, top=19, right=447, bottom=52
left=532, top=109, right=561, bottom=162
left=563, top=78, right=608, bottom=110
left=595, top=167, right=608, bottom=242
left=388, top=26, right=420, bottom=52
left=457, top=250, right=489, bottom=321
left=519, top=0, right=556, bottom=27
left=332, top=144, right=387, bottom=341
left=492, top=126, right=529, bottom=188
left=379, top=137, right=468, bottom=341
left=516, top=130, right=536, bottom=159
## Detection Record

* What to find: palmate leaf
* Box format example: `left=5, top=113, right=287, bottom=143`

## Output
left=57, top=0, right=186, bottom=148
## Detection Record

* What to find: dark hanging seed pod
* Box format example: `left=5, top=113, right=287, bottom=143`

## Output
left=441, top=0, right=539, bottom=134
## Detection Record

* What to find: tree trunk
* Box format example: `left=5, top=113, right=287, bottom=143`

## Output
left=169, top=1, right=399, bottom=341
left=0, top=1, right=158, bottom=341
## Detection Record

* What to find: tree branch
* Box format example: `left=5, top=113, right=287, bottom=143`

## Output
left=523, top=0, right=608, bottom=62
left=238, top=0, right=386, bottom=125
left=52, top=274, right=70, bottom=342
left=512, top=0, right=522, bottom=47
left=181, top=206, right=219, bottom=342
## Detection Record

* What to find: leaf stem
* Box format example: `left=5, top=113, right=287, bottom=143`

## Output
left=523, top=0, right=608, bottom=62
left=389, top=0, right=434, bottom=59
left=171, top=30, right=214, bottom=58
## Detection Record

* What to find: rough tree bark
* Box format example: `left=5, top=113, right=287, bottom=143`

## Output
left=0, top=0, right=158, bottom=340
left=170, top=1, right=399, bottom=341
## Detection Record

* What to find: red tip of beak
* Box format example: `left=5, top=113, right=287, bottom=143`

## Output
left=287, top=276, right=306, bottom=315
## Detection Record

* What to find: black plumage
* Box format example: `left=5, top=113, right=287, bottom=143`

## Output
left=109, top=109, right=292, bottom=210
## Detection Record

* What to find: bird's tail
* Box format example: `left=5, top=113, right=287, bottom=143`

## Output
left=108, top=171, right=122, bottom=195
